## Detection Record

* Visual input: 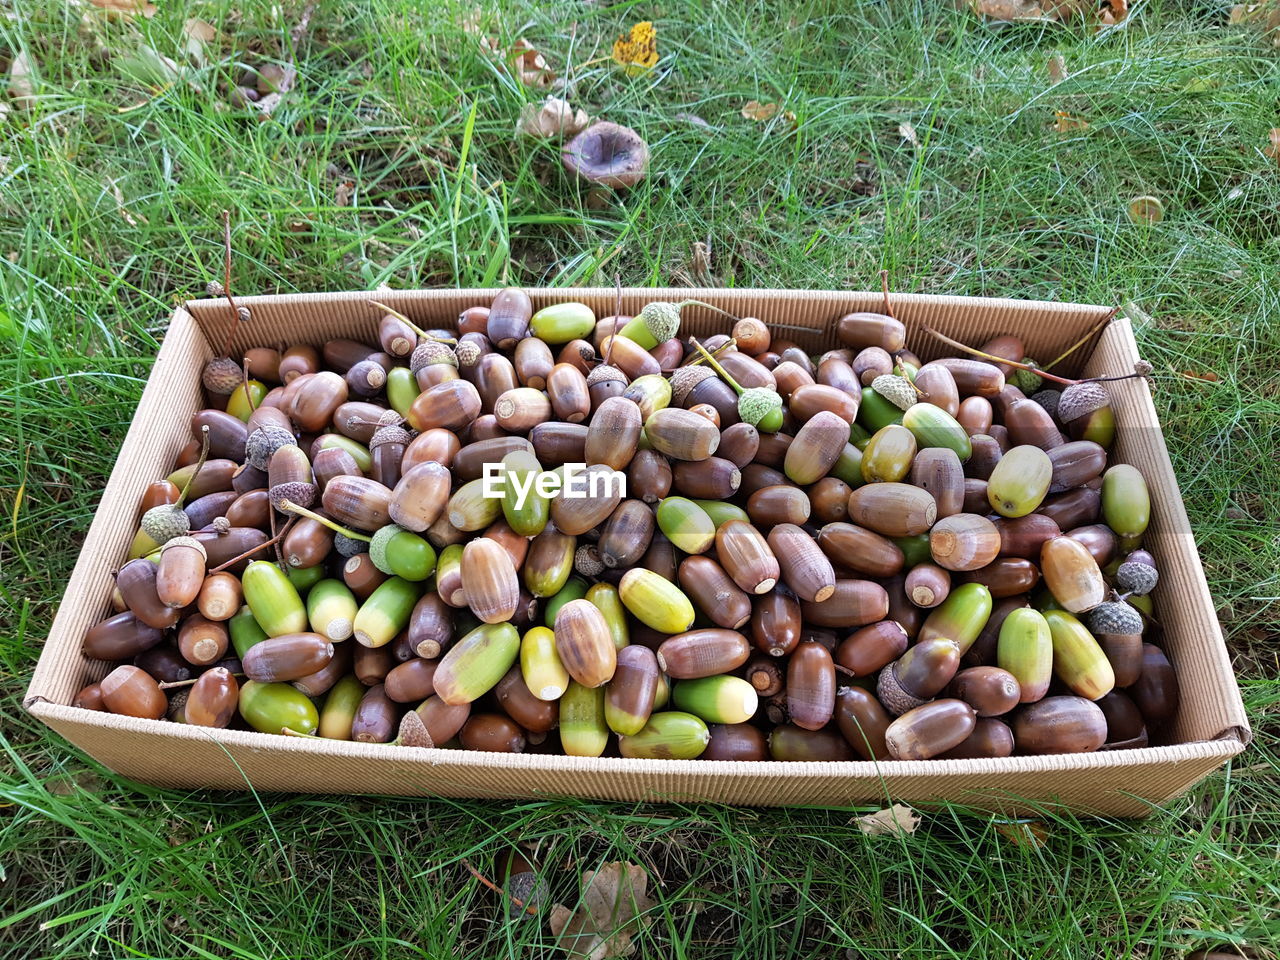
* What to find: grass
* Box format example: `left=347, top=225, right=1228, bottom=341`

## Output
left=2, top=0, right=1279, bottom=956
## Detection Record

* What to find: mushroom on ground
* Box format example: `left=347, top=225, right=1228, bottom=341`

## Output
left=561, top=121, right=649, bottom=189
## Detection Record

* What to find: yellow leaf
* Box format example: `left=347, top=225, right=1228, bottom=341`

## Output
left=87, top=0, right=157, bottom=19
left=856, top=804, right=920, bottom=837
left=1053, top=110, right=1089, bottom=132
left=612, top=21, right=659, bottom=76
left=1265, top=128, right=1280, bottom=163
left=742, top=100, right=796, bottom=127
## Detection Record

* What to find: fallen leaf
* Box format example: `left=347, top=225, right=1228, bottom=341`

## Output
left=1127, top=195, right=1164, bottom=224
left=87, top=0, right=157, bottom=19
left=1047, top=54, right=1067, bottom=83
left=672, top=112, right=713, bottom=131
left=549, top=862, right=655, bottom=960
left=1265, top=128, right=1280, bottom=163
left=856, top=804, right=920, bottom=837
left=898, top=121, right=920, bottom=147
left=742, top=100, right=797, bottom=127
left=108, top=180, right=148, bottom=226
left=1180, top=369, right=1220, bottom=382
left=510, top=39, right=556, bottom=89
left=335, top=181, right=354, bottom=206
left=182, top=19, right=217, bottom=66
left=1053, top=110, right=1089, bottom=132
left=116, top=44, right=181, bottom=87
left=612, top=21, right=659, bottom=76
left=1098, top=0, right=1129, bottom=25
left=995, top=820, right=1049, bottom=848
left=7, top=50, right=35, bottom=106
left=516, top=96, right=590, bottom=138
left=971, top=0, right=1058, bottom=21
left=256, top=63, right=297, bottom=95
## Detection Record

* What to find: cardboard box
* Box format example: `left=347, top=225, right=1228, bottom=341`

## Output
left=25, top=289, right=1251, bottom=816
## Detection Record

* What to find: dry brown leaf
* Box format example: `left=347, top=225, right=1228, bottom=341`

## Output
left=549, top=862, right=655, bottom=960
left=87, top=0, right=157, bottom=19
left=995, top=820, right=1050, bottom=848
left=1265, top=128, right=1280, bottom=163
left=511, top=39, right=556, bottom=89
left=971, top=0, right=1058, bottom=22
left=899, top=122, right=920, bottom=147
left=182, top=19, right=217, bottom=66
left=517, top=96, right=590, bottom=138
left=1098, top=0, right=1129, bottom=25
left=7, top=50, right=35, bottom=106
left=1047, top=54, right=1067, bottom=83
left=742, top=100, right=796, bottom=127
left=1053, top=110, right=1089, bottom=132
left=108, top=181, right=148, bottom=226
left=1127, top=195, right=1164, bottom=224
left=856, top=804, right=920, bottom=837
left=335, top=181, right=354, bottom=207
left=1180, top=369, right=1220, bottom=382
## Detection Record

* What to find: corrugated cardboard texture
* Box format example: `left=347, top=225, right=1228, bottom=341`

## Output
left=27, top=289, right=1250, bottom=816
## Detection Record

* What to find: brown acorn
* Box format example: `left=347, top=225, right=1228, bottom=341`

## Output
left=155, top=537, right=207, bottom=608
left=948, top=666, right=1021, bottom=717
left=786, top=641, right=836, bottom=731
left=956, top=396, right=994, bottom=436
left=100, top=664, right=168, bottom=720
left=268, top=443, right=316, bottom=511
left=243, top=632, right=334, bottom=682
left=783, top=411, right=848, bottom=485
left=487, top=287, right=533, bottom=349
left=407, top=696, right=472, bottom=746
left=226, top=489, right=272, bottom=529
left=185, top=667, right=239, bottom=728
left=834, top=686, right=893, bottom=760
left=835, top=620, right=909, bottom=677
left=1013, top=696, right=1107, bottom=753
left=116, top=558, right=182, bottom=630
left=514, top=336, right=555, bottom=389
left=402, top=428, right=461, bottom=473
left=406, top=379, right=483, bottom=432
left=494, top=665, right=559, bottom=733
left=815, top=522, right=903, bottom=578
left=808, top=477, right=853, bottom=524
left=937, top=718, right=1015, bottom=759
left=350, top=684, right=397, bottom=743
left=1130, top=643, right=1179, bottom=725
left=656, top=629, right=752, bottom=679
left=771, top=360, right=814, bottom=401
left=672, top=457, right=741, bottom=499
left=884, top=699, right=977, bottom=760
left=1096, top=691, right=1149, bottom=750
left=750, top=589, right=802, bottom=657
left=801, top=579, right=891, bottom=628
left=910, top=447, right=965, bottom=519
left=529, top=422, right=588, bottom=466
left=993, top=514, right=1061, bottom=559
left=548, top=363, right=592, bottom=424
left=929, top=513, right=1000, bottom=572
left=1038, top=487, right=1101, bottom=531
left=678, top=555, right=752, bottom=629
left=389, top=462, right=451, bottom=533
left=877, top=637, right=962, bottom=715
left=452, top=437, right=533, bottom=482
left=462, top=538, right=520, bottom=624
left=408, top=591, right=454, bottom=658
left=605, top=644, right=660, bottom=736
left=788, top=384, right=860, bottom=424
left=836, top=312, right=906, bottom=352
left=598, top=500, right=656, bottom=569
left=715, top=519, right=780, bottom=595
left=320, top=476, right=393, bottom=533
left=1040, top=536, right=1106, bottom=612
left=703, top=723, right=770, bottom=760
left=83, top=611, right=164, bottom=661
left=550, top=464, right=624, bottom=535
left=905, top=563, right=951, bottom=608
left=747, top=484, right=811, bottom=527
left=767, top=523, right=836, bottom=602
left=627, top=449, right=673, bottom=503
left=177, top=614, right=230, bottom=666
left=554, top=599, right=618, bottom=688
left=73, top=683, right=105, bottom=711
left=769, top=724, right=855, bottom=761
left=645, top=407, right=720, bottom=461
left=460, top=713, right=527, bottom=753
left=847, top=483, right=937, bottom=538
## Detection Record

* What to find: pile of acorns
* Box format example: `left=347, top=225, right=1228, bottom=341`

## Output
left=73, top=289, right=1179, bottom=762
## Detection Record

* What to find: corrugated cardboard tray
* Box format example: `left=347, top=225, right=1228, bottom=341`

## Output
left=25, top=289, right=1252, bottom=816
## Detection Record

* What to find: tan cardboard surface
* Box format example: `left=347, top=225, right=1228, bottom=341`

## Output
left=26, top=289, right=1251, bottom=816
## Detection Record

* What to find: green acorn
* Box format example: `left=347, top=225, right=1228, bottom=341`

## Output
left=618, top=301, right=683, bottom=350
left=691, top=339, right=784, bottom=431
left=871, top=373, right=917, bottom=411
left=1011, top=359, right=1043, bottom=393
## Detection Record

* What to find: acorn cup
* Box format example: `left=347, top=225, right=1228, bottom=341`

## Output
left=606, top=644, right=661, bottom=735
left=786, top=641, right=836, bottom=731
left=715, top=519, right=780, bottom=595
left=598, top=500, right=656, bottom=569
left=847, top=483, right=937, bottom=538
left=656, top=629, right=752, bottom=679
left=877, top=637, right=963, bottom=715
left=1040, top=536, right=1106, bottom=613
left=1013, top=696, right=1107, bottom=754
left=554, top=599, right=618, bottom=689
left=461, top=538, right=520, bottom=625
left=784, top=411, right=850, bottom=485
left=767, top=524, right=836, bottom=603
left=884, top=699, right=977, bottom=760
left=678, top=555, right=752, bottom=630
left=929, top=513, right=1000, bottom=572
left=100, top=664, right=168, bottom=720
left=243, top=632, right=334, bottom=683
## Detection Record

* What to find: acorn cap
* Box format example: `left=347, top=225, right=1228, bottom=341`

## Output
left=1011, top=359, right=1043, bottom=393
left=1058, top=381, right=1110, bottom=424
left=245, top=424, right=298, bottom=470
left=1088, top=600, right=1144, bottom=637
left=871, top=374, right=918, bottom=411
left=637, top=302, right=682, bottom=343
left=270, top=480, right=317, bottom=511
left=369, top=524, right=403, bottom=574
left=212, top=516, right=232, bottom=535
left=141, top=503, right=192, bottom=544
left=1030, top=389, right=1062, bottom=422
left=455, top=340, right=482, bottom=367
left=160, top=535, right=207, bottom=559
left=574, top=544, right=604, bottom=577
left=1116, top=560, right=1159, bottom=596
left=411, top=340, right=457, bottom=373
left=738, top=386, right=783, bottom=426
left=370, top=425, right=412, bottom=450
left=876, top=663, right=928, bottom=717
left=587, top=363, right=628, bottom=387
left=334, top=533, right=365, bottom=558
left=669, top=365, right=714, bottom=405
left=202, top=356, right=244, bottom=395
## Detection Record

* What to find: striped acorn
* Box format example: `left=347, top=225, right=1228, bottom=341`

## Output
left=618, top=711, right=710, bottom=760
left=486, top=286, right=533, bottom=349
left=523, top=528, right=576, bottom=598
left=433, top=622, right=521, bottom=705
left=767, top=523, right=836, bottom=603
left=560, top=681, right=609, bottom=757
left=155, top=536, right=207, bottom=609
left=1044, top=609, right=1114, bottom=701
left=389, top=462, right=451, bottom=532
left=605, top=644, right=661, bottom=735
left=885, top=699, right=977, bottom=760
left=550, top=464, right=624, bottom=535
left=847, top=483, right=937, bottom=538
left=554, top=599, right=618, bottom=689
left=322, top=476, right=393, bottom=532
left=598, top=500, right=655, bottom=568
left=656, top=629, right=751, bottom=679
left=462, top=538, right=520, bottom=624
left=447, top=478, right=504, bottom=533
left=242, top=632, right=334, bottom=683
left=929, top=513, right=1000, bottom=572
left=618, top=568, right=696, bottom=634
left=584, top=395, right=643, bottom=470
left=1013, top=696, right=1107, bottom=754
left=644, top=407, right=720, bottom=461
left=679, top=554, right=752, bottom=629
left=784, top=411, right=849, bottom=485
left=715, top=519, right=780, bottom=595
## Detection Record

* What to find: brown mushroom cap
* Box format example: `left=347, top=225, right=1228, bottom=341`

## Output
left=561, top=121, right=649, bottom=189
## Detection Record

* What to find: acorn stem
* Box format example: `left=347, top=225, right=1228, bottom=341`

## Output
left=880, top=269, right=896, bottom=320
left=368, top=300, right=456, bottom=344
left=919, top=326, right=1079, bottom=386
left=281, top=727, right=324, bottom=738
left=241, top=357, right=257, bottom=413
left=277, top=499, right=372, bottom=542
left=208, top=516, right=297, bottom=573
left=176, top=426, right=211, bottom=508
left=1042, top=308, right=1119, bottom=371
left=159, top=673, right=245, bottom=690
left=690, top=337, right=745, bottom=396
left=676, top=299, right=739, bottom=323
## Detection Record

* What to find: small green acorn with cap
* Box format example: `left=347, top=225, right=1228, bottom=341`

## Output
left=689, top=338, right=785, bottom=432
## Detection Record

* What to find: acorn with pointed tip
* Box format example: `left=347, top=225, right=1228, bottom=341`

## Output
left=871, top=373, right=917, bottom=411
